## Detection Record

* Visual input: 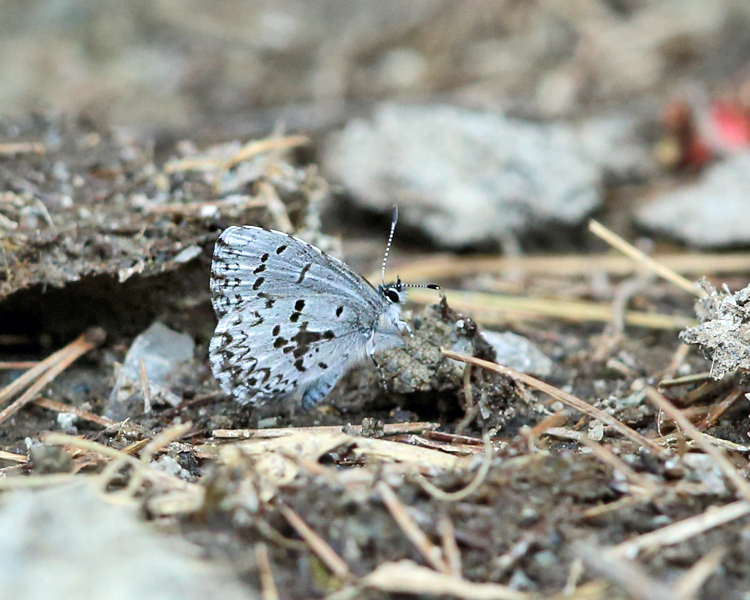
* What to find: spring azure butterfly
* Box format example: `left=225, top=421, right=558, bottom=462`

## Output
left=209, top=208, right=438, bottom=409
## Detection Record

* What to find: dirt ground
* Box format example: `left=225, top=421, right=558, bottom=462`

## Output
left=3, top=3, right=750, bottom=600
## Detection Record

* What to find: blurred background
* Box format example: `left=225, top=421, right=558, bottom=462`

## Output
left=4, top=0, right=750, bottom=251
left=3, top=0, right=749, bottom=130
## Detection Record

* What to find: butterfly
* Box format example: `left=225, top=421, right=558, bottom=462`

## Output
left=209, top=208, right=438, bottom=409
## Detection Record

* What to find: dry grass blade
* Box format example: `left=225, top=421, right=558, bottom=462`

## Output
left=408, top=289, right=693, bottom=330
left=413, top=432, right=493, bottom=502
left=278, top=503, right=350, bottom=579
left=0, top=449, right=27, bottom=463
left=222, top=134, right=310, bottom=169
left=442, top=350, right=665, bottom=455
left=644, top=387, right=750, bottom=503
left=576, top=542, right=677, bottom=600
left=44, top=432, right=196, bottom=491
left=607, top=500, right=750, bottom=558
left=213, top=421, right=438, bottom=439
left=256, top=542, right=280, bottom=600
left=123, top=422, right=192, bottom=497
left=0, top=335, right=94, bottom=406
left=33, top=397, right=113, bottom=428
left=148, top=196, right=268, bottom=215
left=361, top=559, right=530, bottom=600
left=392, top=252, right=750, bottom=282
left=674, top=546, right=725, bottom=600
left=0, top=361, right=39, bottom=370
left=588, top=220, right=704, bottom=298
left=438, top=511, right=462, bottom=576
left=377, top=481, right=451, bottom=574
left=0, top=328, right=106, bottom=426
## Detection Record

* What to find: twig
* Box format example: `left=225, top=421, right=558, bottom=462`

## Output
left=377, top=481, right=451, bottom=574
left=492, top=531, right=537, bottom=578
left=0, top=328, right=106, bottom=426
left=0, top=335, right=96, bottom=405
left=658, top=372, right=712, bottom=389
left=278, top=503, right=351, bottom=579
left=255, top=542, right=280, bottom=600
left=698, top=389, right=744, bottom=431
left=661, top=343, right=692, bottom=380
left=213, top=421, right=439, bottom=439
left=442, top=350, right=665, bottom=455
left=361, top=560, right=529, bottom=600
left=607, top=501, right=749, bottom=559
left=148, top=196, right=267, bottom=215
left=437, top=511, right=462, bottom=577
left=33, top=397, right=113, bottom=428
left=413, top=432, right=493, bottom=502
left=0, top=449, right=27, bottom=463
left=588, top=220, right=704, bottom=298
left=581, top=495, right=647, bottom=519
left=644, top=387, right=750, bottom=503
left=455, top=364, right=478, bottom=433
left=674, top=546, right=725, bottom=600
left=122, top=422, right=192, bottom=497
left=576, top=542, right=676, bottom=600
left=578, top=435, right=659, bottom=494
left=0, top=142, right=46, bottom=156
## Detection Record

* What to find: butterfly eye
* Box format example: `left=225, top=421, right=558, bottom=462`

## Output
left=385, top=289, right=400, bottom=303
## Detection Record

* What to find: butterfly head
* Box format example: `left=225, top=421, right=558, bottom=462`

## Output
left=378, top=276, right=439, bottom=306
left=379, top=208, right=439, bottom=311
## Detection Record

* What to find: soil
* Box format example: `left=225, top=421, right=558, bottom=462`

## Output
left=2, top=90, right=750, bottom=600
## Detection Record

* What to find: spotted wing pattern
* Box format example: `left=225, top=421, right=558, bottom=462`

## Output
left=209, top=226, right=403, bottom=406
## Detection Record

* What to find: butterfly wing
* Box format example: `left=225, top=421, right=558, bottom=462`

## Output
left=209, top=226, right=401, bottom=405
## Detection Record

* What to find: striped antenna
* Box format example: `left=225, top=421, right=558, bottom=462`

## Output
left=405, top=283, right=441, bottom=289
left=381, top=206, right=399, bottom=285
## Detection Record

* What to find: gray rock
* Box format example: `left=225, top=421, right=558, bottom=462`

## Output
left=106, top=322, right=195, bottom=420
left=323, top=104, right=645, bottom=247
left=636, top=153, right=750, bottom=247
left=0, top=484, right=255, bottom=600
left=480, top=331, right=553, bottom=377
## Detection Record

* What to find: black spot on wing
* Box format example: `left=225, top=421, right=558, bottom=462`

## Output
left=253, top=277, right=264, bottom=290
left=295, top=299, right=305, bottom=311
left=258, top=292, right=276, bottom=308
left=272, top=325, right=281, bottom=336
left=291, top=322, right=323, bottom=359
left=296, top=263, right=311, bottom=283
left=336, top=306, right=343, bottom=317
left=273, top=337, right=287, bottom=348
left=276, top=244, right=287, bottom=254
left=253, top=264, right=266, bottom=274
left=294, top=358, right=306, bottom=372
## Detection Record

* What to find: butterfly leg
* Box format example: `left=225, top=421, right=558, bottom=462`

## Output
left=368, top=342, right=389, bottom=392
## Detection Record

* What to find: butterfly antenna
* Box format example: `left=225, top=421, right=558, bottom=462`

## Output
left=404, top=283, right=441, bottom=290
left=381, top=205, right=398, bottom=285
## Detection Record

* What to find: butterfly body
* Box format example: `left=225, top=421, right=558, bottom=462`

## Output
left=209, top=226, right=409, bottom=408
